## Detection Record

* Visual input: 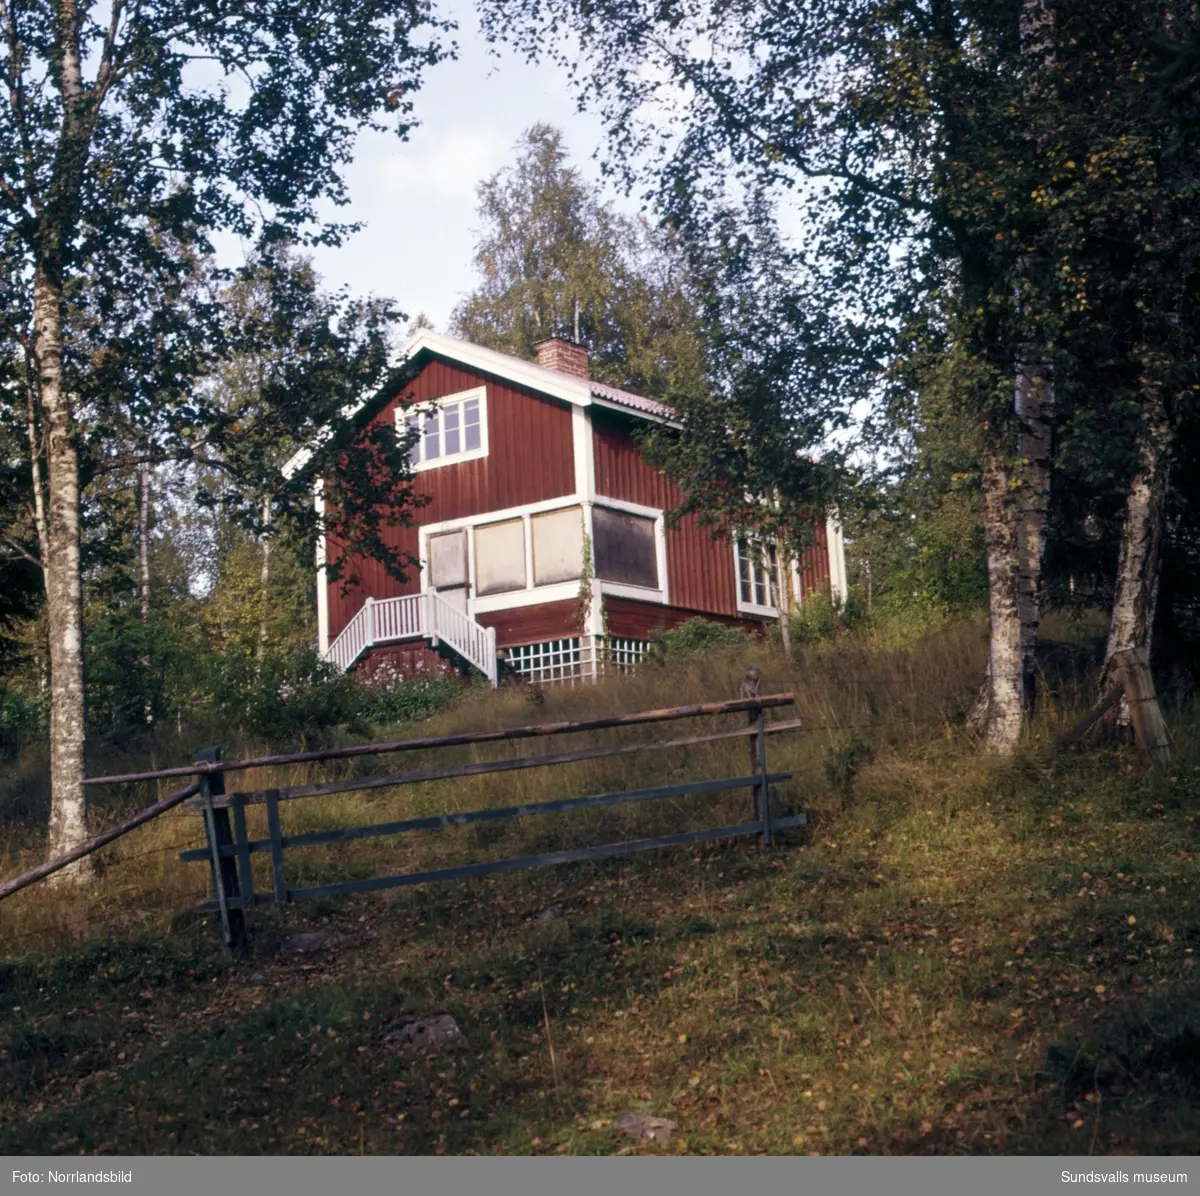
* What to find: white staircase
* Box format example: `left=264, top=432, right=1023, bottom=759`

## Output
left=325, top=593, right=499, bottom=687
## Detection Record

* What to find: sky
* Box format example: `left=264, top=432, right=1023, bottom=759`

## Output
left=292, top=8, right=639, bottom=335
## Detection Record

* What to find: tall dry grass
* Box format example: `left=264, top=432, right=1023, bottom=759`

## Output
left=0, top=611, right=1118, bottom=956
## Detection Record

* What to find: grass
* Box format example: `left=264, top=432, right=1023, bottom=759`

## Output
left=3, top=612, right=1200, bottom=1155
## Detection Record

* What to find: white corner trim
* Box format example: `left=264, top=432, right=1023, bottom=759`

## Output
left=825, top=512, right=848, bottom=603
left=573, top=405, right=596, bottom=502
left=314, top=480, right=329, bottom=656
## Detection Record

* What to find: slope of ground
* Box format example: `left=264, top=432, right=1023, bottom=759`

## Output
left=2, top=616, right=1198, bottom=1154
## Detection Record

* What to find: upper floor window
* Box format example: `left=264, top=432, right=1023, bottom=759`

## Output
left=399, top=386, right=487, bottom=471
left=735, top=538, right=778, bottom=612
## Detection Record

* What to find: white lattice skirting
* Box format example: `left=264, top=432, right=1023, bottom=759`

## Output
left=505, top=635, right=652, bottom=685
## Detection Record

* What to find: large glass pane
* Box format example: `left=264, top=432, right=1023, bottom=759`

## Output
left=475, top=519, right=526, bottom=595
left=463, top=398, right=481, bottom=450
left=532, top=506, right=584, bottom=585
left=404, top=414, right=421, bottom=466
left=737, top=541, right=753, bottom=604
left=424, top=410, right=441, bottom=460
left=593, top=508, right=658, bottom=589
left=443, top=403, right=461, bottom=455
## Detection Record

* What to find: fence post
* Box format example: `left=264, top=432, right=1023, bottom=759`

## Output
left=1114, top=646, right=1171, bottom=768
left=196, top=746, right=247, bottom=952
left=742, top=667, right=770, bottom=852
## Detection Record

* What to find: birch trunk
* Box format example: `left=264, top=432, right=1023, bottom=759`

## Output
left=981, top=449, right=1025, bottom=752
left=1103, top=388, right=1171, bottom=714
left=36, top=269, right=91, bottom=880
left=1014, top=358, right=1054, bottom=706
left=39, top=1, right=95, bottom=880
left=257, top=496, right=271, bottom=660
left=975, top=0, right=1056, bottom=750
left=777, top=549, right=793, bottom=661
left=24, top=375, right=49, bottom=570
left=138, top=463, right=151, bottom=622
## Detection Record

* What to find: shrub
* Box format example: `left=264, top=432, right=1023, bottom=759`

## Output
left=789, top=591, right=841, bottom=644
left=0, top=684, right=47, bottom=760
left=650, top=618, right=748, bottom=659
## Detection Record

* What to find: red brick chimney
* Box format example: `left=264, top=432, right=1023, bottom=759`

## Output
left=534, top=337, right=589, bottom=380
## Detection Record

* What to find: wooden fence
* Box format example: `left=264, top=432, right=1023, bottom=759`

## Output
left=0, top=670, right=807, bottom=951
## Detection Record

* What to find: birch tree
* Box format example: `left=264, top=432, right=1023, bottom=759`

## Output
left=0, top=0, right=448, bottom=875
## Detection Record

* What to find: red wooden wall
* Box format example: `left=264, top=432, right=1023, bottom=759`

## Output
left=591, top=408, right=744, bottom=619
left=326, top=357, right=576, bottom=643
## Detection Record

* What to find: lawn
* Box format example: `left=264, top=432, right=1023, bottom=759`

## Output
left=2, top=620, right=1199, bottom=1155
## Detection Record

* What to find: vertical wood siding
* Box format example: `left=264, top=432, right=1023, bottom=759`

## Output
left=327, top=357, right=576, bottom=642
left=592, top=408, right=741, bottom=618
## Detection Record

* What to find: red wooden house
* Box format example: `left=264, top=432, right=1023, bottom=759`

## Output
left=301, top=330, right=847, bottom=685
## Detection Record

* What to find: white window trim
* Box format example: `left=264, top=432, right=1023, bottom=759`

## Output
left=734, top=538, right=780, bottom=618
left=417, top=499, right=588, bottom=617
left=414, top=494, right=673, bottom=617
left=398, top=385, right=489, bottom=472
left=591, top=494, right=669, bottom=603
left=598, top=579, right=665, bottom=605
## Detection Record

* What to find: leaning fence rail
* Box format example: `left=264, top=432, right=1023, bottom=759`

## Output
left=0, top=670, right=807, bottom=952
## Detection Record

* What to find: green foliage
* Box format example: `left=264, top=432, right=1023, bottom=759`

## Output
left=0, top=682, right=46, bottom=761
left=450, top=124, right=707, bottom=400
left=649, top=617, right=747, bottom=660
left=789, top=592, right=841, bottom=646
left=822, top=732, right=872, bottom=805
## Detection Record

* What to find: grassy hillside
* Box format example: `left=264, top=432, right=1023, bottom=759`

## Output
left=3, top=615, right=1199, bottom=1155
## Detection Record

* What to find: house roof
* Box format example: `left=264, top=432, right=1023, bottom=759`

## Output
left=283, top=329, right=676, bottom=478
left=403, top=329, right=674, bottom=421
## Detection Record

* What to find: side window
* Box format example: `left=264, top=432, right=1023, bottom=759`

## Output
left=593, top=507, right=659, bottom=589
left=736, top=539, right=777, bottom=609
left=399, top=387, right=487, bottom=470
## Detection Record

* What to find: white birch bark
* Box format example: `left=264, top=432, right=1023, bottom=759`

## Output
left=1014, top=358, right=1054, bottom=706
left=24, top=375, right=49, bottom=570
left=39, top=1, right=96, bottom=880
left=981, top=450, right=1025, bottom=753
left=37, top=269, right=90, bottom=880
left=1103, top=387, right=1171, bottom=717
left=977, top=0, right=1056, bottom=751
left=138, top=463, right=151, bottom=622
left=258, top=495, right=271, bottom=660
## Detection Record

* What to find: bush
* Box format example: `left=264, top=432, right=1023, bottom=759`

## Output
left=355, top=670, right=465, bottom=728
left=0, top=684, right=47, bottom=760
left=789, top=591, right=842, bottom=644
left=649, top=618, right=748, bottom=659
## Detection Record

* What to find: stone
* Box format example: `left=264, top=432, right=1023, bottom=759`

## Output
left=279, top=931, right=334, bottom=957
left=381, top=1014, right=469, bottom=1052
left=611, top=1112, right=678, bottom=1142
left=536, top=904, right=564, bottom=924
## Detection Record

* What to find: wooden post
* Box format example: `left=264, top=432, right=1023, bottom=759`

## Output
left=742, top=668, right=768, bottom=851
left=1112, top=647, right=1171, bottom=768
left=197, top=746, right=246, bottom=951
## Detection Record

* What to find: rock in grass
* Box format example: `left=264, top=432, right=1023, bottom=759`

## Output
left=279, top=930, right=335, bottom=957
left=611, top=1112, right=678, bottom=1142
left=382, top=1014, right=469, bottom=1052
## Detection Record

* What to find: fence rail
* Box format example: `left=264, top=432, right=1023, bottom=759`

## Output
left=177, top=670, right=802, bottom=949
left=0, top=670, right=807, bottom=950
